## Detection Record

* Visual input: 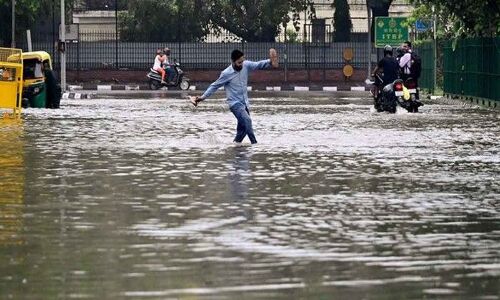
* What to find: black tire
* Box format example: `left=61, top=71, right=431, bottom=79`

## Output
left=149, top=79, right=161, bottom=90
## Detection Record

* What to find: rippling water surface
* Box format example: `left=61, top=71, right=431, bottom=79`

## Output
left=1, top=95, right=499, bottom=299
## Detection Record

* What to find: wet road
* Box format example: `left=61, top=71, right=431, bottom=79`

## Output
left=1, top=95, right=499, bottom=299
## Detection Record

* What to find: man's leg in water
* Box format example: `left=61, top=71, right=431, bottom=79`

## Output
left=230, top=103, right=257, bottom=144
left=244, top=107, right=257, bottom=144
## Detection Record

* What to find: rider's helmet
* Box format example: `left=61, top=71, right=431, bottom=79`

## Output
left=383, top=45, right=393, bottom=56
left=163, top=47, right=171, bottom=56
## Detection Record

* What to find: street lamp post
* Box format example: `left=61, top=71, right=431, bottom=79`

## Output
left=11, top=0, right=16, bottom=47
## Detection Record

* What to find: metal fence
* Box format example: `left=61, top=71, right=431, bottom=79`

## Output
left=443, top=37, right=500, bottom=102
left=19, top=29, right=370, bottom=72
left=414, top=41, right=435, bottom=92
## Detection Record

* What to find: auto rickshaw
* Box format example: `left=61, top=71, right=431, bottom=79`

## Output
left=8, top=51, right=61, bottom=109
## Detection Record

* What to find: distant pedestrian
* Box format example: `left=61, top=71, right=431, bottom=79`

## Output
left=190, top=48, right=278, bottom=145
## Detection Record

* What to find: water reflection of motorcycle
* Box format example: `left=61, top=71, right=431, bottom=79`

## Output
left=368, top=75, right=422, bottom=113
left=147, top=62, right=190, bottom=90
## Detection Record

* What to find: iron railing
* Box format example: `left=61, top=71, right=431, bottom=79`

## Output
left=443, top=37, right=500, bottom=101
left=414, top=40, right=436, bottom=92
left=20, top=28, right=371, bottom=72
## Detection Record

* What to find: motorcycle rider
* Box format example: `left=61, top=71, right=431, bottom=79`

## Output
left=399, top=41, right=423, bottom=105
left=399, top=41, right=413, bottom=81
left=163, top=47, right=176, bottom=84
left=371, top=45, right=399, bottom=107
left=152, top=49, right=167, bottom=85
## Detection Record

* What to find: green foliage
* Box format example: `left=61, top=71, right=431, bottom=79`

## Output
left=409, top=0, right=500, bottom=37
left=0, top=0, right=76, bottom=47
left=120, top=0, right=314, bottom=42
left=1, top=0, right=316, bottom=44
left=285, top=28, right=301, bottom=43
left=120, top=0, right=210, bottom=42
left=206, top=0, right=314, bottom=42
left=1, top=0, right=39, bottom=46
left=332, top=0, right=352, bottom=42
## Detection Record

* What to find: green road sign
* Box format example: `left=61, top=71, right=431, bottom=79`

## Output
left=375, top=17, right=409, bottom=48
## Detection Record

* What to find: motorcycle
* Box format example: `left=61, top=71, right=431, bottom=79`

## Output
left=402, top=77, right=422, bottom=113
left=368, top=75, right=422, bottom=113
left=147, top=62, right=190, bottom=90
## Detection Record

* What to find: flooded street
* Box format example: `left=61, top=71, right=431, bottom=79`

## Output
left=1, top=94, right=499, bottom=299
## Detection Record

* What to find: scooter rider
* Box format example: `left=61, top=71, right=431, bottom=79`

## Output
left=152, top=49, right=167, bottom=85
left=163, top=47, right=176, bottom=84
left=372, top=45, right=399, bottom=93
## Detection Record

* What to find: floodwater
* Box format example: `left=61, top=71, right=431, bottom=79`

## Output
left=1, top=94, right=499, bottom=299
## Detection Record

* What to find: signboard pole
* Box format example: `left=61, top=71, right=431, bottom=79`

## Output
left=432, top=5, right=437, bottom=92
left=366, top=3, right=372, bottom=79
left=60, top=0, right=66, bottom=92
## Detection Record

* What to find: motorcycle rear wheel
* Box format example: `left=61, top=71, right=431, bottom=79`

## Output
left=149, top=79, right=161, bottom=90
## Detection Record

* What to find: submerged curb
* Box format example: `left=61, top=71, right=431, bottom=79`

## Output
left=65, top=84, right=369, bottom=98
left=62, top=92, right=95, bottom=100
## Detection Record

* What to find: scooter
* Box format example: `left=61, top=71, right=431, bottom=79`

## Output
left=368, top=75, right=422, bottom=113
left=147, top=62, right=190, bottom=90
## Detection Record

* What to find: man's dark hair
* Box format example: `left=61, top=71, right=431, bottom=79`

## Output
left=404, top=41, right=412, bottom=48
left=231, top=49, right=244, bottom=62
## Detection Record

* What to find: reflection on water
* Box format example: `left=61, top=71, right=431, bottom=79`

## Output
left=0, top=97, right=499, bottom=299
left=0, top=118, right=24, bottom=247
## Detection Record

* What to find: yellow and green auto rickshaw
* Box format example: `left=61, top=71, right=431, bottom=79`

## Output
left=9, top=51, right=61, bottom=109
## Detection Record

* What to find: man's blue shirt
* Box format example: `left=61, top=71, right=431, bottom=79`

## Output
left=201, top=59, right=271, bottom=108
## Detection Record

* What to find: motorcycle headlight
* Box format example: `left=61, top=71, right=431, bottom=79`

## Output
left=33, top=87, right=40, bottom=94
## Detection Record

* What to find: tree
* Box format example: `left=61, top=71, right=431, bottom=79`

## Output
left=367, top=0, right=394, bottom=42
left=1, top=0, right=43, bottom=46
left=206, top=0, right=314, bottom=42
left=332, top=0, right=352, bottom=42
left=0, top=0, right=76, bottom=47
left=119, top=0, right=211, bottom=42
left=409, top=0, right=500, bottom=37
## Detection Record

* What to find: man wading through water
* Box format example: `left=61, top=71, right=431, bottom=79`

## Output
left=190, top=48, right=279, bottom=145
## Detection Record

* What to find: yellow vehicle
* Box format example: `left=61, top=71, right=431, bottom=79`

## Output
left=8, top=51, right=60, bottom=109
left=21, top=51, right=61, bottom=108
left=0, top=47, right=23, bottom=117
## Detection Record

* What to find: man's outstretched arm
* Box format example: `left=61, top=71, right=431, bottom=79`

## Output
left=190, top=71, right=233, bottom=106
left=245, top=48, right=279, bottom=71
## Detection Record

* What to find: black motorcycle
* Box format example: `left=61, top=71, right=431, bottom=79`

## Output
left=369, top=75, right=422, bottom=113
left=147, top=62, right=190, bottom=90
